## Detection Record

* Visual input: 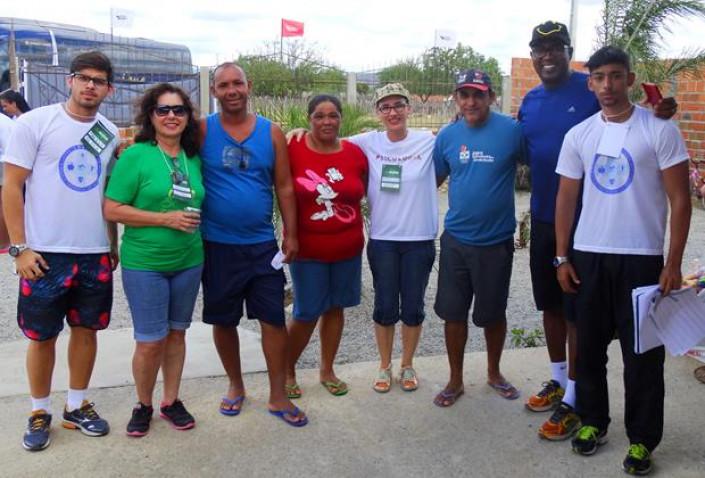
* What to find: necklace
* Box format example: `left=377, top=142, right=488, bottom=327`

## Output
left=63, top=102, right=96, bottom=120
left=602, top=103, right=634, bottom=121
left=157, top=144, right=189, bottom=185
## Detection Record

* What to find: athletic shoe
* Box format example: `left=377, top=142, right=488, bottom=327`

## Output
left=62, top=401, right=110, bottom=436
left=622, top=443, right=652, bottom=475
left=22, top=410, right=52, bottom=451
left=525, top=380, right=564, bottom=412
left=538, top=402, right=581, bottom=441
left=126, top=403, right=154, bottom=437
left=571, top=425, right=608, bottom=455
left=160, top=399, right=195, bottom=430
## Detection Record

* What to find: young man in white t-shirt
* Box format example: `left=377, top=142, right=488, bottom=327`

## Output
left=348, top=83, right=437, bottom=393
left=2, top=51, right=120, bottom=451
left=555, top=46, right=691, bottom=475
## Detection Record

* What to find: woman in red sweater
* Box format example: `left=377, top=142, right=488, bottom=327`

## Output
left=285, top=95, right=368, bottom=397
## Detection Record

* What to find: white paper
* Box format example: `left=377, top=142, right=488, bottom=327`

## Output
left=632, top=284, right=662, bottom=354
left=649, top=287, right=705, bottom=356
left=597, top=122, right=630, bottom=158
left=270, top=250, right=285, bottom=270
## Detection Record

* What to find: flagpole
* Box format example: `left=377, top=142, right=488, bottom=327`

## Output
left=280, top=19, right=284, bottom=64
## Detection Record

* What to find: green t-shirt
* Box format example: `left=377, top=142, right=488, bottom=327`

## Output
left=105, top=142, right=205, bottom=271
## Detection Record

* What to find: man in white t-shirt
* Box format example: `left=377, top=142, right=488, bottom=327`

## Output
left=0, top=111, right=13, bottom=251
left=555, top=46, right=691, bottom=475
left=348, top=83, right=437, bottom=393
left=2, top=51, right=120, bottom=452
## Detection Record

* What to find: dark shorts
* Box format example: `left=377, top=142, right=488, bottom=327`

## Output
left=17, top=252, right=113, bottom=341
left=529, top=219, right=576, bottom=320
left=367, top=239, right=435, bottom=326
left=434, top=232, right=513, bottom=327
left=202, top=240, right=286, bottom=327
left=289, top=255, right=362, bottom=322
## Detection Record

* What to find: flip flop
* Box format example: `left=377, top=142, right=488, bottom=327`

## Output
left=219, top=395, right=245, bottom=416
left=268, top=406, right=308, bottom=427
left=285, top=383, right=302, bottom=399
left=373, top=366, right=392, bottom=393
left=487, top=380, right=520, bottom=400
left=321, top=380, right=349, bottom=396
left=399, top=367, right=419, bottom=392
left=433, top=387, right=464, bottom=407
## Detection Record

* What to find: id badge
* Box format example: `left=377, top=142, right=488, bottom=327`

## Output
left=172, top=183, right=193, bottom=203
left=380, top=164, right=402, bottom=192
left=81, top=121, right=115, bottom=157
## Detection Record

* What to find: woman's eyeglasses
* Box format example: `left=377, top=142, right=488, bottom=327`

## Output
left=154, top=105, right=188, bottom=117
left=377, top=102, right=408, bottom=115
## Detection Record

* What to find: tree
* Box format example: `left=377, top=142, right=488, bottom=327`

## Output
left=597, top=0, right=705, bottom=99
left=378, top=44, right=503, bottom=102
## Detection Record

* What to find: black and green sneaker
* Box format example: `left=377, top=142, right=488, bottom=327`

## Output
left=622, top=443, right=652, bottom=475
left=571, top=425, right=608, bottom=455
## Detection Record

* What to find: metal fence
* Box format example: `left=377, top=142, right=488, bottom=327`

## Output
left=23, top=63, right=200, bottom=127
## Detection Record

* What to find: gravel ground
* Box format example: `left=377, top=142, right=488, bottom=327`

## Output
left=1, top=191, right=704, bottom=370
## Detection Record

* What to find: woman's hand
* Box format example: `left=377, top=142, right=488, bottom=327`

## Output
left=163, top=210, right=201, bottom=233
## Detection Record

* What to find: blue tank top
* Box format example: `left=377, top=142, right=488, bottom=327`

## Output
left=201, top=114, right=276, bottom=244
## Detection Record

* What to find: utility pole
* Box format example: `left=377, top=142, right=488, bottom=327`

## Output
left=569, top=0, right=579, bottom=54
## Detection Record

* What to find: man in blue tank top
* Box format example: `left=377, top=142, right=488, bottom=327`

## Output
left=432, top=69, right=525, bottom=407
left=519, top=21, right=678, bottom=441
left=200, top=63, right=306, bottom=426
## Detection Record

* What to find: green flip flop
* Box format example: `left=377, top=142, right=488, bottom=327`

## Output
left=320, top=380, right=349, bottom=396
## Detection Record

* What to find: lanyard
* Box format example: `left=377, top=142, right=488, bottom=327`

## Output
left=157, top=145, right=190, bottom=184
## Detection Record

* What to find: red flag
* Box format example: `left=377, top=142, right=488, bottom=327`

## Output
left=281, top=19, right=304, bottom=37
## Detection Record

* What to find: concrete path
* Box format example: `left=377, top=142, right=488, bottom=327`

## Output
left=0, top=328, right=704, bottom=477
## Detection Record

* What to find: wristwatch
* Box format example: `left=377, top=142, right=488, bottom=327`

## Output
left=8, top=244, right=28, bottom=258
left=553, top=256, right=569, bottom=268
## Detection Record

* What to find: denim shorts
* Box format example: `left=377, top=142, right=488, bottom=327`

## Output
left=367, top=239, right=435, bottom=326
left=289, top=255, right=362, bottom=322
left=122, top=264, right=203, bottom=342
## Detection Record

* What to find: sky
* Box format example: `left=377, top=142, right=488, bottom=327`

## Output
left=3, top=0, right=705, bottom=74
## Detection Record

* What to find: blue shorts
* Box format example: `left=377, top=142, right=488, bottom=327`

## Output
left=17, top=252, right=113, bottom=341
left=122, top=264, right=203, bottom=342
left=367, top=239, right=435, bottom=326
left=202, top=240, right=286, bottom=327
left=289, top=254, right=362, bottom=322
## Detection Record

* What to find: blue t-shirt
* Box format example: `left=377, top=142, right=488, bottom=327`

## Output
left=518, top=71, right=600, bottom=223
left=200, top=114, right=276, bottom=244
left=434, top=111, right=525, bottom=246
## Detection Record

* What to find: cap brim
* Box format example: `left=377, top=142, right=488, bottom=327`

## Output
left=455, top=83, right=489, bottom=92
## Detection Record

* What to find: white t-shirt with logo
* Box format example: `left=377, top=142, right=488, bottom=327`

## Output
left=556, top=106, right=689, bottom=255
left=349, top=129, right=438, bottom=241
left=3, top=103, right=119, bottom=253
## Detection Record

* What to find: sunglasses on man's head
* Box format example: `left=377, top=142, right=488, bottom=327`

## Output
left=154, top=105, right=188, bottom=117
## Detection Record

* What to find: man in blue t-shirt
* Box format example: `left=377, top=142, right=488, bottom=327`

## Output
left=432, top=69, right=525, bottom=407
left=200, top=63, right=307, bottom=427
left=519, top=21, right=678, bottom=441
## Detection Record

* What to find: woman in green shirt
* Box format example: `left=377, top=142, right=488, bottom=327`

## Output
left=104, top=83, right=204, bottom=437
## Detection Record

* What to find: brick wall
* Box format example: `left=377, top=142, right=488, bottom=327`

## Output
left=510, top=57, right=705, bottom=161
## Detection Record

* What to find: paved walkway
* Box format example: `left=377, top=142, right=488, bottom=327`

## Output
left=0, top=327, right=704, bottom=477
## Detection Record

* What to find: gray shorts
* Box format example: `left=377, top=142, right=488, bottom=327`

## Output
left=434, top=231, right=513, bottom=327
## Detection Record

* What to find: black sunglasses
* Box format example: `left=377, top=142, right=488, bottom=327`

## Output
left=154, top=104, right=188, bottom=117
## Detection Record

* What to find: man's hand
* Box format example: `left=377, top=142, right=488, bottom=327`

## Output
left=652, top=97, right=678, bottom=120
left=281, top=235, right=299, bottom=263
left=15, top=249, right=49, bottom=280
left=557, top=263, right=580, bottom=294
left=285, top=128, right=307, bottom=145
left=658, top=262, right=682, bottom=296
left=109, top=245, right=120, bottom=271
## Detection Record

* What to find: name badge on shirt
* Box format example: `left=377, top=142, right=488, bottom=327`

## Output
left=380, top=164, right=402, bottom=192
left=597, top=122, right=630, bottom=158
left=80, top=121, right=115, bottom=157
left=172, top=183, right=193, bottom=203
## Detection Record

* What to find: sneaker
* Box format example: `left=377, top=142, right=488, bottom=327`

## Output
left=571, top=425, right=608, bottom=456
left=538, top=402, right=581, bottom=441
left=622, top=443, right=652, bottom=475
left=160, top=399, right=195, bottom=430
left=126, top=403, right=154, bottom=437
left=62, top=401, right=110, bottom=437
left=525, top=380, right=564, bottom=412
left=22, top=410, right=52, bottom=451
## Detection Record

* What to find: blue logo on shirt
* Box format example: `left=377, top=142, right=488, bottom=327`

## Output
left=590, top=148, right=634, bottom=194
left=58, top=144, right=102, bottom=192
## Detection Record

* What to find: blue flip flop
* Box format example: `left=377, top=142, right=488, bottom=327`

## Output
left=219, top=396, right=245, bottom=416
left=268, top=406, right=308, bottom=427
